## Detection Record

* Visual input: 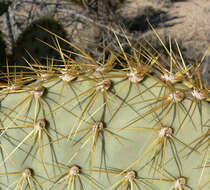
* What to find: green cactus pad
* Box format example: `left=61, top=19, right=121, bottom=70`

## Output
left=0, top=27, right=209, bottom=190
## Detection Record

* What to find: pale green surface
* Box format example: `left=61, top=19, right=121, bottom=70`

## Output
left=0, top=73, right=209, bottom=189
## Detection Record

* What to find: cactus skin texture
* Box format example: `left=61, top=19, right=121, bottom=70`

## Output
left=0, top=26, right=209, bottom=190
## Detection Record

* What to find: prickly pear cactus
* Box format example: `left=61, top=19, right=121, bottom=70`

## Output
left=11, top=17, right=70, bottom=72
left=0, top=31, right=6, bottom=73
left=0, top=25, right=209, bottom=190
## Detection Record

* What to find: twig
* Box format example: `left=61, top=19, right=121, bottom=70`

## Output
left=57, top=8, right=134, bottom=40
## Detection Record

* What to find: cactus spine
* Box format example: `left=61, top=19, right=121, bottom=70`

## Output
left=0, top=25, right=209, bottom=190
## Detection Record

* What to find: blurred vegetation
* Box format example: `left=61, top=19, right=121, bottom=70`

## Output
left=69, top=0, right=125, bottom=12
left=11, top=17, right=71, bottom=72
left=0, top=31, right=7, bottom=73
left=0, top=0, right=11, bottom=16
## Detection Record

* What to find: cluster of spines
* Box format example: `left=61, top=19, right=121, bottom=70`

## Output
left=0, top=26, right=209, bottom=190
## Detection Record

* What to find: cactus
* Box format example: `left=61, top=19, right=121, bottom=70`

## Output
left=0, top=24, right=209, bottom=190
left=0, top=31, right=7, bottom=74
left=11, top=17, right=70, bottom=73
left=0, top=0, right=11, bottom=16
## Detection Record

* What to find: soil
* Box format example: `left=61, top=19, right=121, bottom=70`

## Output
left=119, top=0, right=210, bottom=83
